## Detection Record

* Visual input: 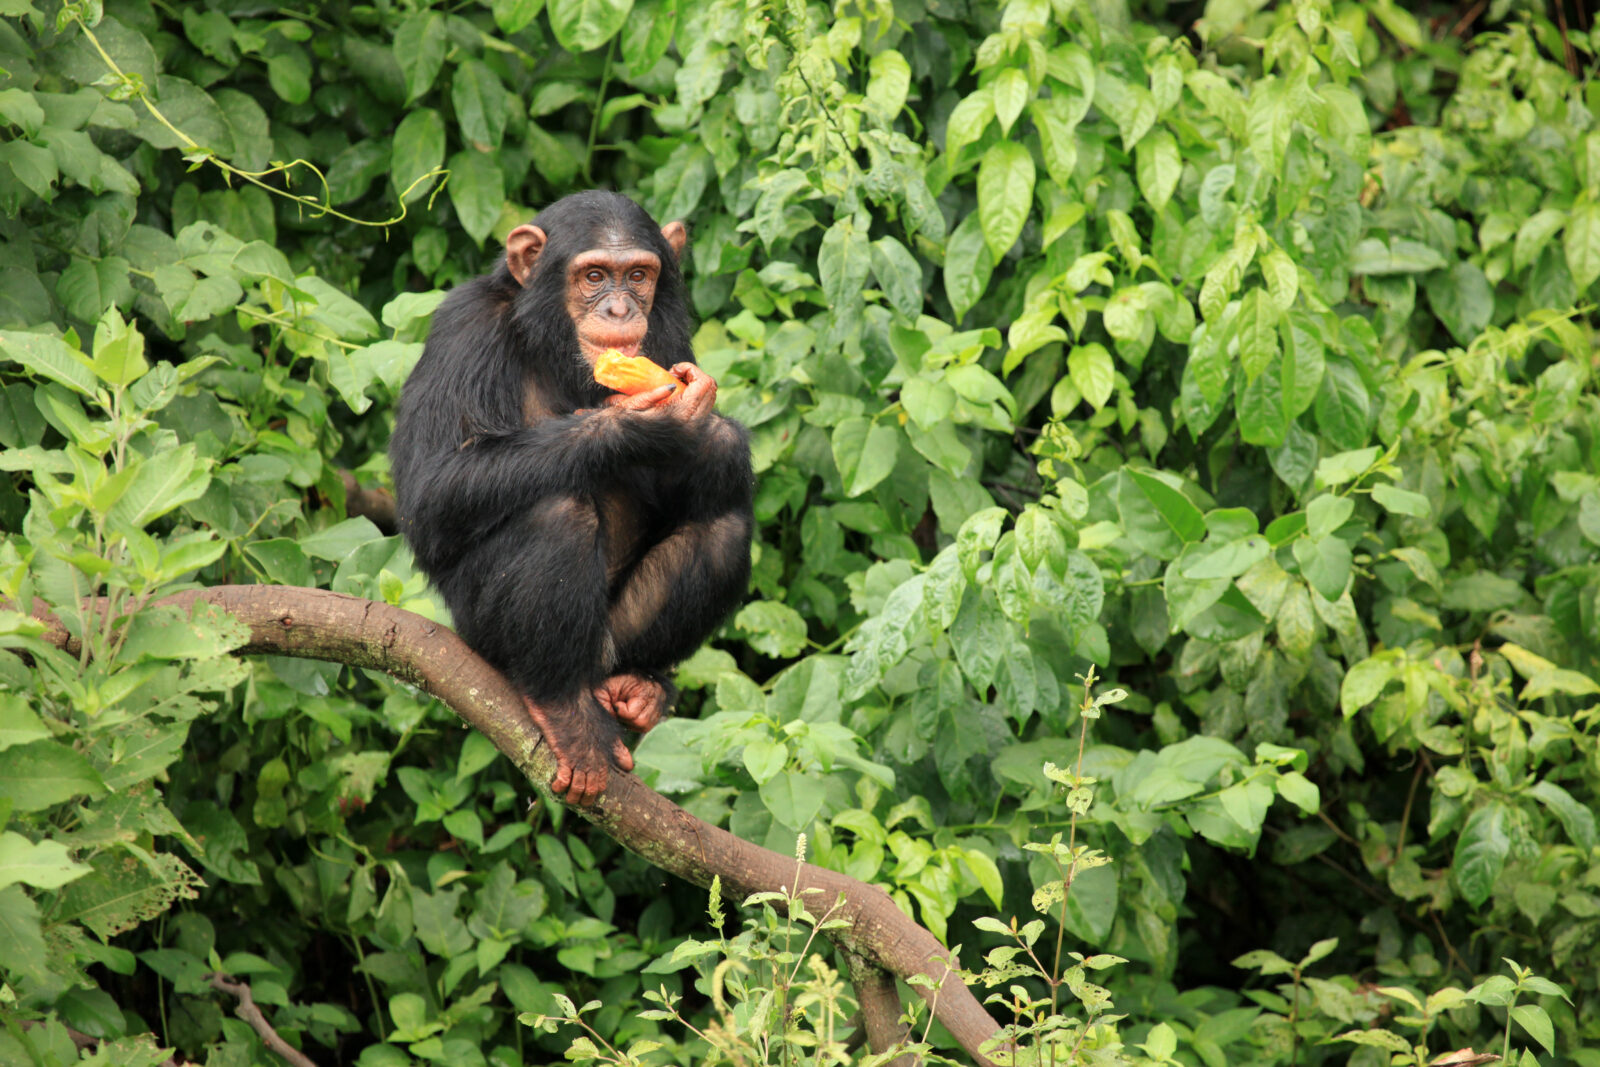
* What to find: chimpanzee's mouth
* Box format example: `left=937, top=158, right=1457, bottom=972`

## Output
left=580, top=335, right=643, bottom=362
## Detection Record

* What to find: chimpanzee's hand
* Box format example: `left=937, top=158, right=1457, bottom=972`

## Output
left=593, top=672, right=673, bottom=733
left=658, top=364, right=717, bottom=424
left=602, top=382, right=677, bottom=412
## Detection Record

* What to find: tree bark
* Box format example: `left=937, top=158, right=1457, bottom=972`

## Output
left=845, top=952, right=920, bottom=1066
left=34, top=586, right=1005, bottom=1065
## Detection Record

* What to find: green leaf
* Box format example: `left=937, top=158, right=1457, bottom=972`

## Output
left=0, top=140, right=57, bottom=201
left=944, top=88, right=994, bottom=158
left=831, top=418, right=899, bottom=498
left=1306, top=494, right=1353, bottom=539
left=759, top=771, right=827, bottom=830
left=733, top=601, right=809, bottom=658
left=870, top=235, right=921, bottom=319
left=818, top=219, right=870, bottom=317
left=58, top=256, right=133, bottom=324
left=1511, top=1004, right=1555, bottom=1055
left=391, top=108, right=446, bottom=203
left=453, top=61, right=510, bottom=150
left=548, top=0, right=634, bottom=53
left=0, top=695, right=49, bottom=753
left=742, top=739, right=787, bottom=784
left=1340, top=656, right=1396, bottom=716
left=1180, top=536, right=1269, bottom=581
left=620, top=0, right=677, bottom=72
left=992, top=68, right=1029, bottom=136
left=1067, top=343, right=1114, bottom=410
left=1424, top=262, right=1493, bottom=345
left=1134, top=129, right=1180, bottom=211
left=394, top=13, right=447, bottom=103
left=1313, top=361, right=1370, bottom=451
left=1314, top=446, right=1380, bottom=488
left=865, top=50, right=911, bottom=121
left=133, top=77, right=234, bottom=155
left=1276, top=771, right=1319, bottom=814
left=1529, top=781, right=1597, bottom=851
left=0, top=740, right=106, bottom=812
left=447, top=150, right=504, bottom=246
left=1371, top=482, right=1429, bottom=518
left=1348, top=237, right=1447, bottom=275
left=944, top=211, right=995, bottom=322
left=1261, top=247, right=1299, bottom=310
left=1564, top=202, right=1600, bottom=291
left=91, top=307, right=147, bottom=387
left=0, top=832, right=92, bottom=891
left=1453, top=803, right=1510, bottom=908
left=0, top=330, right=96, bottom=395
left=266, top=48, right=312, bottom=105
left=1293, top=534, right=1351, bottom=601
left=494, top=0, right=546, bottom=34
left=0, top=89, right=44, bottom=137
left=978, top=141, right=1035, bottom=260
left=1126, top=469, right=1206, bottom=546
left=1236, top=289, right=1279, bottom=382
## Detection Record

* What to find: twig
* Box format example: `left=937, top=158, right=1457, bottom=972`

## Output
left=207, top=973, right=318, bottom=1067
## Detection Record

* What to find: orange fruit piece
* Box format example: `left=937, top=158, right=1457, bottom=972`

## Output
left=593, top=350, right=680, bottom=395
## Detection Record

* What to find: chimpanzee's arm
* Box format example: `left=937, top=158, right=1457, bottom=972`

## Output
left=399, top=407, right=697, bottom=552
left=608, top=416, right=754, bottom=670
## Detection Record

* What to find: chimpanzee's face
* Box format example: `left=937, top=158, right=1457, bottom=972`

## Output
left=504, top=218, right=687, bottom=368
left=562, top=230, right=661, bottom=365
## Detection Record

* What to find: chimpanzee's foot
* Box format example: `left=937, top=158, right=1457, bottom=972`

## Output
left=593, top=672, right=673, bottom=733
left=521, top=695, right=619, bottom=805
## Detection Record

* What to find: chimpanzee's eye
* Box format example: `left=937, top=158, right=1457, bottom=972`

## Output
left=629, top=268, right=647, bottom=283
left=586, top=268, right=605, bottom=284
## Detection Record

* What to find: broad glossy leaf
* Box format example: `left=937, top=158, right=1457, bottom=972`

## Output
left=391, top=108, right=445, bottom=204
left=992, top=68, right=1029, bottom=136
left=1453, top=803, right=1509, bottom=908
left=394, top=13, right=447, bottom=103
left=944, top=211, right=995, bottom=322
left=548, top=0, right=634, bottom=53
left=453, top=61, right=509, bottom=150
left=1067, top=343, right=1114, bottom=410
left=978, top=142, right=1035, bottom=260
left=447, top=150, right=504, bottom=246
left=870, top=236, right=922, bottom=319
left=1135, top=129, right=1180, bottom=211
left=1564, top=202, right=1600, bottom=290
left=831, top=417, right=899, bottom=497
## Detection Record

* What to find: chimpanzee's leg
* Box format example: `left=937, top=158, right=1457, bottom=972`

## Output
left=443, top=496, right=628, bottom=804
left=603, top=418, right=753, bottom=714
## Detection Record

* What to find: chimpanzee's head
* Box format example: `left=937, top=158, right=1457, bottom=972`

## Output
left=503, top=191, right=691, bottom=393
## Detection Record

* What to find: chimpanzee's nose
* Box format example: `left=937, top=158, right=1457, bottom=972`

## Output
left=605, top=298, right=630, bottom=319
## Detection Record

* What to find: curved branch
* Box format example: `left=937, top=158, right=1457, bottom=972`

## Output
left=36, top=586, right=1004, bottom=1065
left=207, top=973, right=319, bottom=1067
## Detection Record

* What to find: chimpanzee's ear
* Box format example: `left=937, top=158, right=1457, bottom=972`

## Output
left=506, top=225, right=546, bottom=286
left=661, top=221, right=687, bottom=262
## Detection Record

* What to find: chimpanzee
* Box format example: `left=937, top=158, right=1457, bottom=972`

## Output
left=389, top=191, right=753, bottom=804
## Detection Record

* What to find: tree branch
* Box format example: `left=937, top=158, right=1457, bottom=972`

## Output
left=845, top=952, right=920, bottom=1066
left=34, top=586, right=1005, bottom=1065
left=340, top=470, right=396, bottom=532
left=207, top=973, right=319, bottom=1067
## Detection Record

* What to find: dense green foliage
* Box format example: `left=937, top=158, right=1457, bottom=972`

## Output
left=1, top=0, right=1599, bottom=1062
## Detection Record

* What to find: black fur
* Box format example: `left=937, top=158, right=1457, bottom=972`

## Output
left=390, top=191, right=753, bottom=796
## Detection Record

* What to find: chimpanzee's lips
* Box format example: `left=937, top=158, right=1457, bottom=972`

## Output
left=580, top=335, right=643, bottom=360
